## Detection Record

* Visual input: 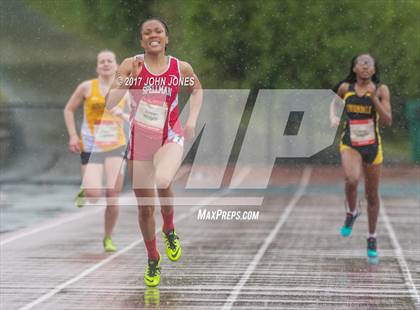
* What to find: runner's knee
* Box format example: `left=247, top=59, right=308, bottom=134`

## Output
left=365, top=192, right=379, bottom=207
left=154, top=173, right=171, bottom=189
left=106, top=204, right=119, bottom=211
left=106, top=188, right=120, bottom=197
left=344, top=175, right=359, bottom=188
left=139, top=205, right=154, bottom=219
left=84, top=189, right=102, bottom=203
left=106, top=189, right=120, bottom=206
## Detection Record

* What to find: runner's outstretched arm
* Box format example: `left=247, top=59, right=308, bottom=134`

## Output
left=330, top=83, right=348, bottom=127
left=106, top=56, right=143, bottom=109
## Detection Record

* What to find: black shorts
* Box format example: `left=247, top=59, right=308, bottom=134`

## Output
left=340, top=142, right=383, bottom=165
left=80, top=146, right=126, bottom=165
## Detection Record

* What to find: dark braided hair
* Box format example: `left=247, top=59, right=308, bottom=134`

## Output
left=333, top=54, right=380, bottom=93
left=140, top=17, right=169, bottom=35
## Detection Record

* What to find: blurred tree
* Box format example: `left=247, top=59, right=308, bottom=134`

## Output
left=82, top=0, right=154, bottom=50
left=27, top=0, right=419, bottom=137
left=175, top=0, right=419, bottom=137
left=26, top=0, right=155, bottom=56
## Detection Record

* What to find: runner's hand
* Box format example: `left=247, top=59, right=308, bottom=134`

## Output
left=68, top=135, right=81, bottom=153
left=330, top=115, right=340, bottom=128
left=132, top=55, right=144, bottom=77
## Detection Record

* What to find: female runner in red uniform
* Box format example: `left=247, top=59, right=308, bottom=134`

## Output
left=107, top=18, right=202, bottom=286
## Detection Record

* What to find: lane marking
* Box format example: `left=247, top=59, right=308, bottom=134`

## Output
left=222, top=166, right=312, bottom=310
left=381, top=199, right=420, bottom=306
left=118, top=196, right=264, bottom=206
left=17, top=168, right=251, bottom=310
left=11, top=285, right=411, bottom=295
left=0, top=207, right=102, bottom=246
left=17, top=202, right=203, bottom=310
left=1, top=169, right=254, bottom=246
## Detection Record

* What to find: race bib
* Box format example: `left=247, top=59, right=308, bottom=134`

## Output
left=135, top=100, right=167, bottom=130
left=94, top=120, right=119, bottom=146
left=349, top=119, right=376, bottom=146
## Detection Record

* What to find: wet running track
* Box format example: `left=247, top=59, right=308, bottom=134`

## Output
left=1, top=166, right=419, bottom=309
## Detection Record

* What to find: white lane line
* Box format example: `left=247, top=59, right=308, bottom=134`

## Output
left=21, top=285, right=410, bottom=295
left=221, top=166, right=312, bottom=310
left=0, top=207, right=102, bottom=246
left=18, top=168, right=251, bottom=310
left=381, top=199, right=420, bottom=306
left=1, top=169, right=253, bottom=247
left=118, top=196, right=264, bottom=206
left=1, top=196, right=261, bottom=247
left=17, top=203, right=200, bottom=310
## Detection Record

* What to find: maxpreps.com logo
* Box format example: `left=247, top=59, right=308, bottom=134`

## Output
left=197, top=209, right=259, bottom=221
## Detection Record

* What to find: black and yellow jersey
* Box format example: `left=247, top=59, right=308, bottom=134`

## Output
left=340, top=83, right=383, bottom=164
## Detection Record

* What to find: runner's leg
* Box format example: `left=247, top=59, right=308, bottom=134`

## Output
left=363, top=163, right=381, bottom=235
left=340, top=148, right=363, bottom=212
left=154, top=143, right=183, bottom=261
left=104, top=156, right=124, bottom=238
left=130, top=160, right=159, bottom=259
left=154, top=143, right=183, bottom=230
left=81, top=163, right=103, bottom=203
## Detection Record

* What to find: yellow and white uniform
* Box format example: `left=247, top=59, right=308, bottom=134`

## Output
left=80, top=79, right=126, bottom=152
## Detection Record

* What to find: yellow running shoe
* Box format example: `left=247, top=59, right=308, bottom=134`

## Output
left=163, top=229, right=182, bottom=261
left=75, top=188, right=86, bottom=208
left=103, top=236, right=117, bottom=252
left=144, top=255, right=161, bottom=287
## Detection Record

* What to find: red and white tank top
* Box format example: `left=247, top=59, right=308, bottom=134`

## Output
left=129, top=55, right=183, bottom=142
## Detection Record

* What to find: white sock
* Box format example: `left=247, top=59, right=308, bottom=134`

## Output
left=351, top=209, right=359, bottom=216
left=368, top=233, right=376, bottom=239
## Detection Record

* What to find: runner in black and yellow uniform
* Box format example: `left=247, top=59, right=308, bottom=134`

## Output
left=340, top=83, right=383, bottom=165
left=331, top=54, right=392, bottom=259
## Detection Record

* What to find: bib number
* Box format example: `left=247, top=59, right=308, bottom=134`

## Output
left=135, top=100, right=167, bottom=130
left=94, top=121, right=119, bottom=146
left=349, top=119, right=376, bottom=146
